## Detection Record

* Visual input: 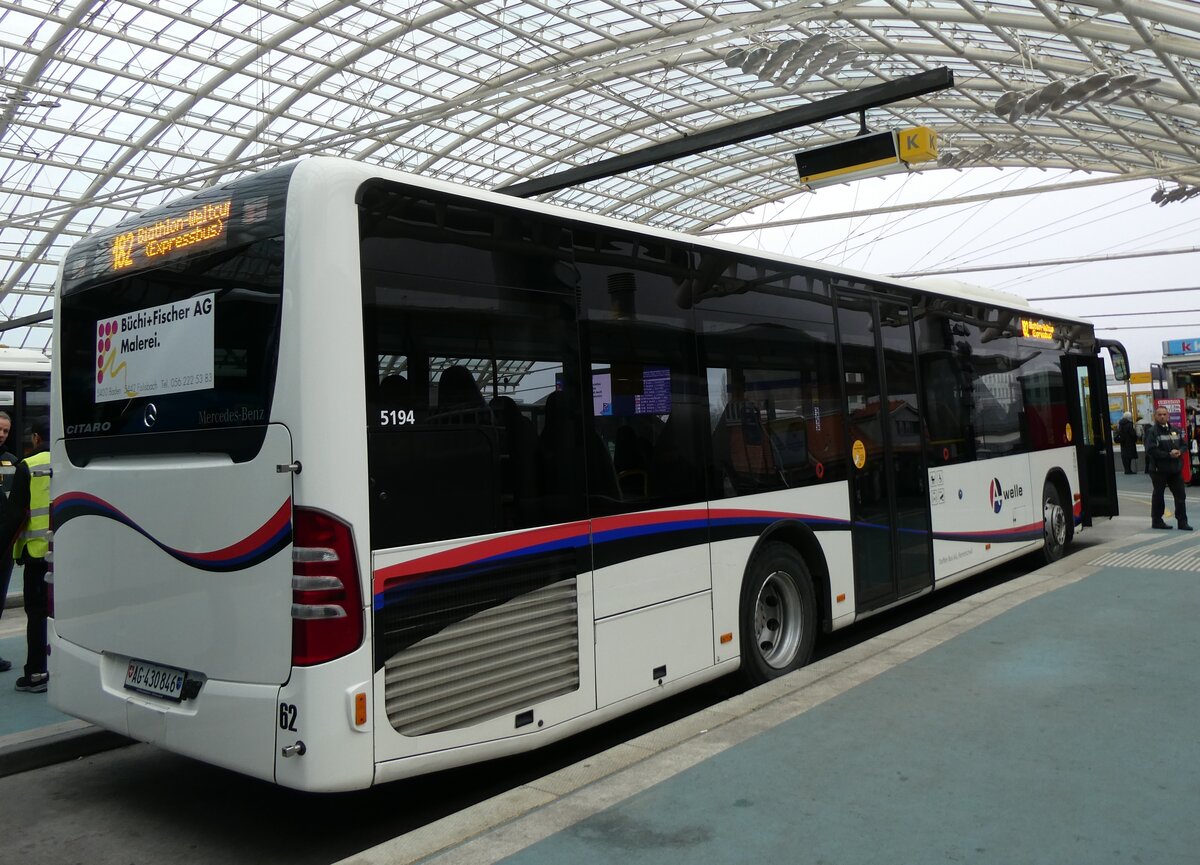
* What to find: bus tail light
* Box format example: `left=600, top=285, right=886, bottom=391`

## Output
left=291, top=508, right=362, bottom=666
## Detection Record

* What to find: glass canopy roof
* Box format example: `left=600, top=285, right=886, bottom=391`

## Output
left=2, top=0, right=1198, bottom=350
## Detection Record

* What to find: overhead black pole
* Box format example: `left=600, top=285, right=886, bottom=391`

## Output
left=0, top=309, right=53, bottom=333
left=498, top=67, right=954, bottom=199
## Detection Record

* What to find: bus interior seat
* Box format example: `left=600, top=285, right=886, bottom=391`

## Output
left=614, top=424, right=651, bottom=498
left=650, top=402, right=706, bottom=500
left=491, top=394, right=539, bottom=521
left=538, top=391, right=620, bottom=504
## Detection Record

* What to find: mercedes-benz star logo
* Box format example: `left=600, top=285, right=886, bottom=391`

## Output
left=143, top=403, right=158, bottom=428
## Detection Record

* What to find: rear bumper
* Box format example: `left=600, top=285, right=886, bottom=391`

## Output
left=49, top=625, right=281, bottom=783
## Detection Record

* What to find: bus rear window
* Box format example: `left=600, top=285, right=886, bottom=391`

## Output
left=59, top=236, right=284, bottom=463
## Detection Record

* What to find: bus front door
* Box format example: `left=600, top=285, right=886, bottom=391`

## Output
left=1063, top=355, right=1119, bottom=522
left=836, top=292, right=933, bottom=610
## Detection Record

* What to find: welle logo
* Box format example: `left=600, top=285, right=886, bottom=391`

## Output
left=989, top=477, right=1025, bottom=513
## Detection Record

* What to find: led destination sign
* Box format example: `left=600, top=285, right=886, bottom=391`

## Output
left=61, top=163, right=294, bottom=296
left=111, top=199, right=232, bottom=271
left=1020, top=318, right=1057, bottom=341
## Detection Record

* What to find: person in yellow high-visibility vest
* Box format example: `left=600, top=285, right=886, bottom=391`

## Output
left=12, top=420, right=50, bottom=693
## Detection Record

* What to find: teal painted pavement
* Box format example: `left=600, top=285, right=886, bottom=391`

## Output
left=0, top=632, right=71, bottom=738
left=497, top=543, right=1200, bottom=865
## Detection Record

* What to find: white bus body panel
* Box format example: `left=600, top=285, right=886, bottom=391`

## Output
left=929, top=447, right=1079, bottom=584
left=592, top=503, right=711, bottom=618
left=51, top=424, right=294, bottom=684
left=268, top=161, right=378, bottom=789
left=51, top=623, right=281, bottom=782
left=273, top=645, right=376, bottom=792
left=595, top=591, right=713, bottom=707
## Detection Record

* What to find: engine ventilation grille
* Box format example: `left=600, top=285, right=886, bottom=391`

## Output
left=385, top=578, right=579, bottom=736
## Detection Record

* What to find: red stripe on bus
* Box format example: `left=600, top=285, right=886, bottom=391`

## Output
left=372, top=507, right=842, bottom=594
left=188, top=499, right=292, bottom=562
left=373, top=519, right=591, bottom=591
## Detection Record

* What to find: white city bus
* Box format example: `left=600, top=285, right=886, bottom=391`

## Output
left=0, top=345, right=51, bottom=454
left=49, top=158, right=1127, bottom=791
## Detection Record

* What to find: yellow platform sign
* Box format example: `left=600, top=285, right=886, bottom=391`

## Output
left=897, top=126, right=938, bottom=164
left=795, top=127, right=938, bottom=189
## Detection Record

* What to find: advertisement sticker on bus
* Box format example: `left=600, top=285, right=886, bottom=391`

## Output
left=95, top=293, right=215, bottom=403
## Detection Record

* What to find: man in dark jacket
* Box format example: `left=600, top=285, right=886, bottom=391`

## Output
left=0, top=411, right=19, bottom=673
left=1146, top=406, right=1191, bottom=531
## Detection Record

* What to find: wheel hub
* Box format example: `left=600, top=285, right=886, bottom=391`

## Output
left=1044, top=499, right=1066, bottom=546
left=754, top=571, right=803, bottom=669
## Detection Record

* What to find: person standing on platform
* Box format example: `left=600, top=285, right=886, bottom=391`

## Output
left=11, top=420, right=51, bottom=692
left=0, top=411, right=20, bottom=674
left=1146, top=406, right=1192, bottom=531
left=1117, top=411, right=1138, bottom=475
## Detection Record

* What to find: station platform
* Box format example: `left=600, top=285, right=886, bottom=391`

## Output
left=341, top=469, right=1200, bottom=865
left=0, top=601, right=130, bottom=776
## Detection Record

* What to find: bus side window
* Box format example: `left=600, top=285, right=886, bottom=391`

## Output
left=698, top=286, right=844, bottom=493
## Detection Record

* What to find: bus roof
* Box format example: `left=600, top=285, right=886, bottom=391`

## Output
left=299, top=157, right=1090, bottom=330
left=0, top=346, right=51, bottom=372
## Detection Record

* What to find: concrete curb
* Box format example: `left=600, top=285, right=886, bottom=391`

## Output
left=0, top=718, right=132, bottom=779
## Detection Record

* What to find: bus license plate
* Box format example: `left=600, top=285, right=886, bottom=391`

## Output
left=124, top=658, right=187, bottom=702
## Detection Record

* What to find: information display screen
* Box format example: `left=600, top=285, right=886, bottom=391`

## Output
left=592, top=365, right=670, bottom=416
left=111, top=200, right=233, bottom=272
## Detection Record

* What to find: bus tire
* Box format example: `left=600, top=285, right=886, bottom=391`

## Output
left=1042, top=481, right=1069, bottom=563
left=739, top=543, right=816, bottom=686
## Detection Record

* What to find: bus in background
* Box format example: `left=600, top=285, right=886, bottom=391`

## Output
left=49, top=158, right=1128, bottom=791
left=0, top=345, right=51, bottom=456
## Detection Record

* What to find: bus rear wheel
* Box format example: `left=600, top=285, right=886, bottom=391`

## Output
left=1042, top=481, right=1069, bottom=563
left=739, top=543, right=816, bottom=686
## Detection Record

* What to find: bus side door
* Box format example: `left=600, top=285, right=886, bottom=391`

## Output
left=836, top=291, right=933, bottom=609
left=1062, top=355, right=1119, bottom=522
